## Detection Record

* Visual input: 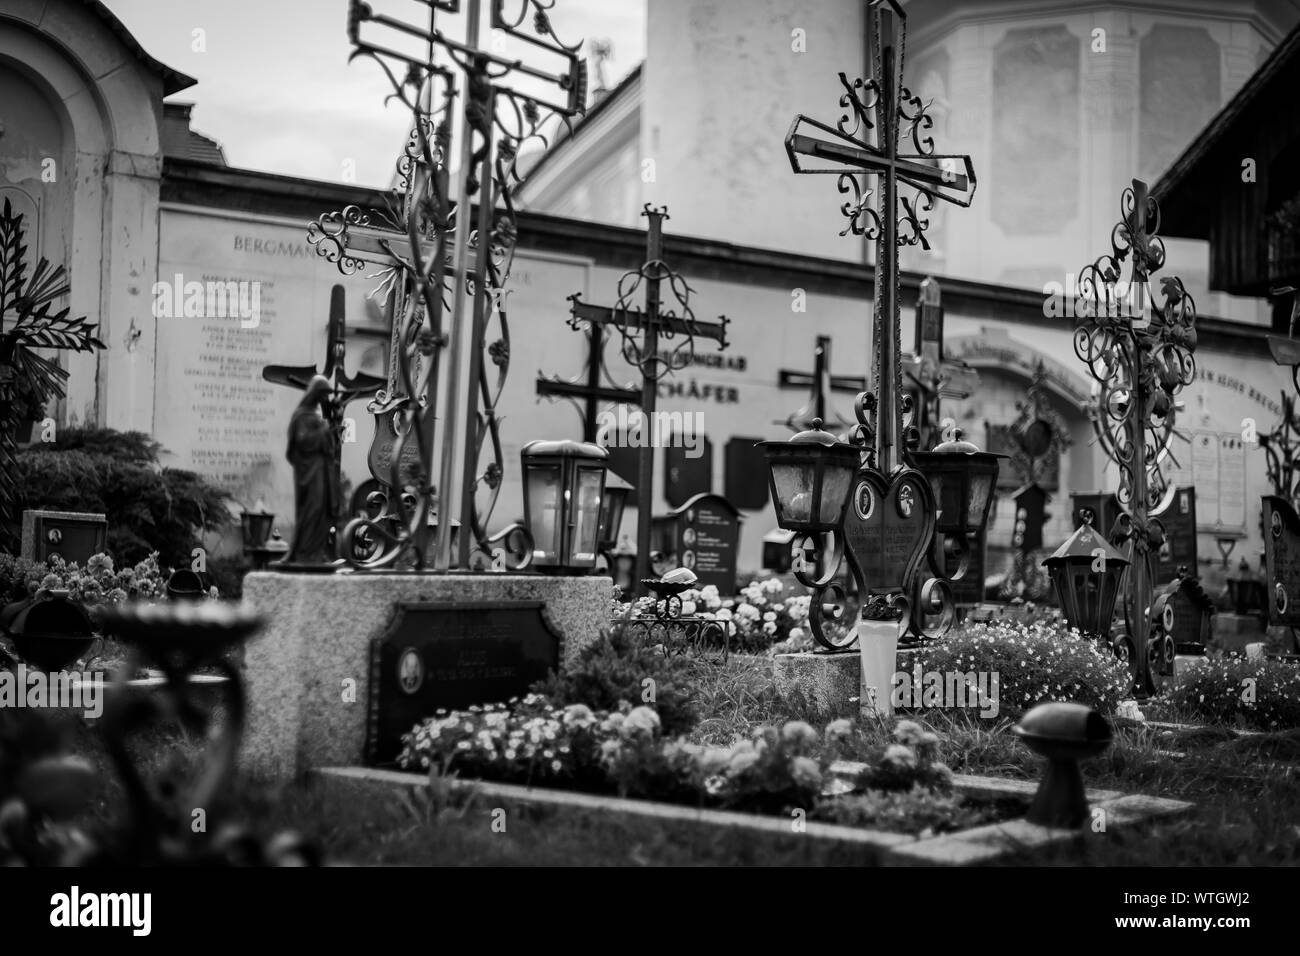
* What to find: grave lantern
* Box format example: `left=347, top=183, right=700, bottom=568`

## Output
left=521, top=440, right=609, bottom=572
left=597, top=472, right=633, bottom=554
left=1043, top=521, right=1130, bottom=650
left=240, top=499, right=274, bottom=553
left=910, top=430, right=1004, bottom=574
left=757, top=419, right=860, bottom=534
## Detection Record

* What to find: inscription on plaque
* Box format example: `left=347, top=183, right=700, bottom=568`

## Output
left=367, top=601, right=561, bottom=765
left=665, top=493, right=741, bottom=593
left=850, top=473, right=932, bottom=593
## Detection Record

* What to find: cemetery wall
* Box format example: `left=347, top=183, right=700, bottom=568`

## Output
left=156, top=159, right=1289, bottom=576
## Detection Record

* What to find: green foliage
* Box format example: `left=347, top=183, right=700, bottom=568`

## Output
left=915, top=620, right=1132, bottom=717
left=531, top=626, right=698, bottom=736
left=1165, top=657, right=1300, bottom=731
left=11, top=428, right=229, bottom=568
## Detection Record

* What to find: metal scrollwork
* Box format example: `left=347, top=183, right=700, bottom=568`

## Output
left=327, top=0, right=584, bottom=571
left=1074, top=179, right=1197, bottom=695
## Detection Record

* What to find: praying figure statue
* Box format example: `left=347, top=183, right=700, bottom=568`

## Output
left=285, top=375, right=341, bottom=565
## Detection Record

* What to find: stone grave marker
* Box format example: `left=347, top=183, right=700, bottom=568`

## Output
left=1154, top=486, right=1198, bottom=583
left=366, top=601, right=562, bottom=765
left=655, top=493, right=742, bottom=593
left=21, top=510, right=107, bottom=565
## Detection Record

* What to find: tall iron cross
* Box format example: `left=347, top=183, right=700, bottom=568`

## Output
left=777, top=335, right=865, bottom=432
left=566, top=205, right=729, bottom=592
left=785, top=0, right=975, bottom=473
left=536, top=322, right=640, bottom=443
left=262, top=284, right=385, bottom=468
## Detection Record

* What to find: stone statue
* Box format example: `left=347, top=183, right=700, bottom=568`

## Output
left=284, top=375, right=340, bottom=565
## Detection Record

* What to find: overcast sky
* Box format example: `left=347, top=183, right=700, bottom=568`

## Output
left=103, top=0, right=645, bottom=187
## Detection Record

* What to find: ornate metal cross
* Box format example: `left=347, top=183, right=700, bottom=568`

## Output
left=566, top=205, right=729, bottom=592
left=536, top=321, right=639, bottom=443
left=1074, top=178, right=1198, bottom=696
left=261, top=284, right=386, bottom=472
left=779, top=0, right=977, bottom=645
left=900, top=278, right=978, bottom=450
left=325, top=0, right=586, bottom=571
left=784, top=0, right=975, bottom=475
left=777, top=335, right=865, bottom=433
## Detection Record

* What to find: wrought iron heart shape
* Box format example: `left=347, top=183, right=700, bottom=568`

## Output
left=842, top=467, right=935, bottom=597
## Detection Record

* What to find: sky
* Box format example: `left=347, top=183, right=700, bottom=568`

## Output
left=102, top=0, right=645, bottom=188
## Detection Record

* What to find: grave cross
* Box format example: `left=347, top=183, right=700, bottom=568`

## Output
left=784, top=0, right=975, bottom=474
left=901, top=278, right=978, bottom=450
left=261, top=284, right=385, bottom=470
left=536, top=322, right=639, bottom=443
left=777, top=335, right=865, bottom=433
left=1074, top=177, right=1198, bottom=696
left=566, top=205, right=729, bottom=592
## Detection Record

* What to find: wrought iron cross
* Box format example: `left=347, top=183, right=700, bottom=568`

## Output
left=785, top=0, right=975, bottom=475
left=261, top=284, right=386, bottom=470
left=900, top=278, right=978, bottom=450
left=328, top=0, right=586, bottom=571
left=777, top=335, right=865, bottom=433
left=536, top=322, right=639, bottom=443
left=1074, top=178, right=1198, bottom=696
left=566, top=205, right=729, bottom=592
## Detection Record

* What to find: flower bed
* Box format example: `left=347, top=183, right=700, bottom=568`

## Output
left=613, top=577, right=811, bottom=655
left=1163, top=657, right=1300, bottom=731
left=398, top=698, right=1022, bottom=836
left=912, top=620, right=1132, bottom=717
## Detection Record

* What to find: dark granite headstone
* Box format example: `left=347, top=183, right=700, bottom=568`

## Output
left=1154, top=486, right=1198, bottom=583
left=20, top=510, right=108, bottom=566
left=658, top=493, right=741, bottom=592
left=847, top=471, right=933, bottom=595
left=366, top=601, right=561, bottom=765
left=724, top=437, right=769, bottom=510
left=1262, top=496, right=1300, bottom=629
left=664, top=438, right=713, bottom=508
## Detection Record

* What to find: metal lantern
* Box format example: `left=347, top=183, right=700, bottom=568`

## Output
left=240, top=499, right=274, bottom=551
left=597, top=472, right=633, bottom=553
left=756, top=418, right=860, bottom=533
left=1042, top=522, right=1130, bottom=642
left=910, top=431, right=1003, bottom=539
left=521, top=439, right=610, bottom=572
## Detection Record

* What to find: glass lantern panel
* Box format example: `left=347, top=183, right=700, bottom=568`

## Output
left=818, top=460, right=855, bottom=525
left=966, top=472, right=994, bottom=528
left=571, top=468, right=605, bottom=562
left=771, top=461, right=817, bottom=525
left=528, top=464, right=563, bottom=560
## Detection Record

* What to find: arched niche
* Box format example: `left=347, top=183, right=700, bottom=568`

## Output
left=0, top=0, right=186, bottom=432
